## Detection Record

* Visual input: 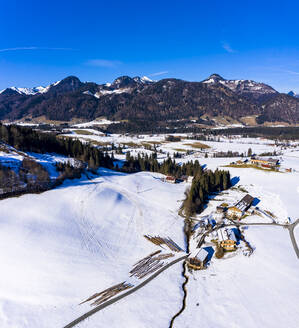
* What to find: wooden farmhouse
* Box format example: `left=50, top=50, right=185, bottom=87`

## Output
left=250, top=157, right=279, bottom=168
left=217, top=228, right=237, bottom=251
left=187, top=248, right=209, bottom=270
left=236, top=194, right=254, bottom=211
left=228, top=194, right=254, bottom=219
left=227, top=206, right=243, bottom=218
left=165, top=176, right=177, bottom=184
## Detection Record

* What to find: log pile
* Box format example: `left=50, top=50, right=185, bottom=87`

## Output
left=80, top=281, right=133, bottom=307
left=144, top=235, right=183, bottom=252
left=129, top=251, right=174, bottom=279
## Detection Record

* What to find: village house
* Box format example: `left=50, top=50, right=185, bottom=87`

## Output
left=227, top=194, right=254, bottom=219
left=165, top=176, right=177, bottom=184
left=250, top=157, right=279, bottom=168
left=236, top=194, right=254, bottom=212
left=217, top=228, right=237, bottom=251
left=227, top=206, right=243, bottom=218
left=187, top=248, right=209, bottom=270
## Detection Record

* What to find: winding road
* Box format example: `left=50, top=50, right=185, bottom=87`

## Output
left=197, top=218, right=299, bottom=258
left=286, top=219, right=299, bottom=258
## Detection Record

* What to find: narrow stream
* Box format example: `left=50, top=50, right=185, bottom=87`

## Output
left=169, top=218, right=191, bottom=328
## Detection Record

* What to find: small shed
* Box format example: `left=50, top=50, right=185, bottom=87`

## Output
left=187, top=248, right=209, bottom=270
left=216, top=203, right=228, bottom=213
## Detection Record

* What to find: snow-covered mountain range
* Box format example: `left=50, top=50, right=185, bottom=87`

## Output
left=0, top=74, right=298, bottom=125
left=0, top=81, right=62, bottom=96
left=0, top=76, right=153, bottom=97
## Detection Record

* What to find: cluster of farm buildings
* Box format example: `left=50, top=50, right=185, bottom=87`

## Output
left=187, top=193, right=256, bottom=270
left=232, top=156, right=292, bottom=172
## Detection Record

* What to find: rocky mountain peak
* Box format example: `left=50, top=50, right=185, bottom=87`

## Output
left=47, top=76, right=82, bottom=94
left=111, top=76, right=136, bottom=89
left=209, top=73, right=226, bottom=81
left=111, top=76, right=153, bottom=89
left=202, top=73, right=226, bottom=84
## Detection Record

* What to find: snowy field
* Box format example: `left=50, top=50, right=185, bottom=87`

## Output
left=179, top=154, right=299, bottom=328
left=0, top=170, right=187, bottom=328
left=175, top=226, right=299, bottom=328
left=60, top=131, right=299, bottom=159
left=0, top=134, right=298, bottom=328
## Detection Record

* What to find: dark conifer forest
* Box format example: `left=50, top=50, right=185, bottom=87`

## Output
left=0, top=124, right=114, bottom=169
left=0, top=124, right=231, bottom=207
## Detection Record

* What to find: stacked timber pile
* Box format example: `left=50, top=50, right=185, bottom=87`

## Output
left=129, top=250, right=174, bottom=279
left=80, top=281, right=133, bottom=307
left=144, top=235, right=183, bottom=252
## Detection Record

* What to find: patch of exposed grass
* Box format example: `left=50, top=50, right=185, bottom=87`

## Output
left=73, top=129, right=94, bottom=135
left=84, top=139, right=111, bottom=147
left=145, top=141, right=162, bottom=145
left=121, top=142, right=140, bottom=148
left=141, top=142, right=152, bottom=148
left=220, top=202, right=229, bottom=207
left=184, top=142, right=210, bottom=149
left=173, top=148, right=187, bottom=152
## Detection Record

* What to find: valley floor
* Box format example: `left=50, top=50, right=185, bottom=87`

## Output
left=0, top=139, right=298, bottom=328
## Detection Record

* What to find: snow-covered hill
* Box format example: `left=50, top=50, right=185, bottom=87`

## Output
left=0, top=169, right=187, bottom=328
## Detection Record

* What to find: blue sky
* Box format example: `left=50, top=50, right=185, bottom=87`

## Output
left=1, top=0, right=299, bottom=92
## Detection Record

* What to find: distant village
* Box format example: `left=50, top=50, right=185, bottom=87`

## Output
left=162, top=156, right=292, bottom=185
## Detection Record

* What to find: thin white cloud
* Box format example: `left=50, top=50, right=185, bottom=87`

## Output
left=0, top=47, right=76, bottom=53
left=281, top=69, right=299, bottom=76
left=149, top=71, right=169, bottom=77
left=86, top=59, right=122, bottom=68
left=221, top=42, right=234, bottom=53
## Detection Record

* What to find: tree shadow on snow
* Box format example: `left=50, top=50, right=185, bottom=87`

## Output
left=252, top=197, right=260, bottom=206
left=54, top=167, right=128, bottom=191
left=203, top=246, right=214, bottom=262
left=230, top=176, right=240, bottom=186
